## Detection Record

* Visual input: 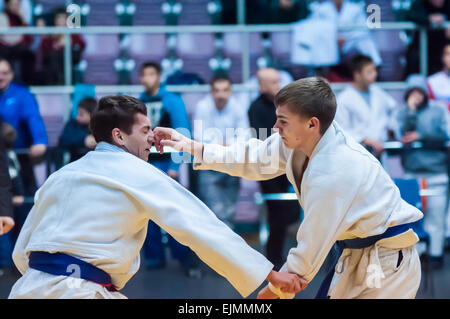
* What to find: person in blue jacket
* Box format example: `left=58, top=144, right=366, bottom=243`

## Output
left=0, top=58, right=47, bottom=196
left=139, top=61, right=200, bottom=277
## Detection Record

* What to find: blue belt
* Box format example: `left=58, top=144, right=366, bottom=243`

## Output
left=315, top=222, right=415, bottom=299
left=28, top=251, right=117, bottom=292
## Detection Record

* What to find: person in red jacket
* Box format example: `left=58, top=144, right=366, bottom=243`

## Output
left=0, top=0, right=35, bottom=84
left=38, top=7, right=86, bottom=85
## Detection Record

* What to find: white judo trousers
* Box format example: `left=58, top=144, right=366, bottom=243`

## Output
left=9, top=142, right=274, bottom=299
left=194, top=121, right=423, bottom=298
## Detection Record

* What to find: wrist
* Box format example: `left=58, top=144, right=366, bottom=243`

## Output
left=265, top=270, right=275, bottom=282
left=192, top=141, right=204, bottom=158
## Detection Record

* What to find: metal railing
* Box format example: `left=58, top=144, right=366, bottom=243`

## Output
left=1, top=21, right=449, bottom=90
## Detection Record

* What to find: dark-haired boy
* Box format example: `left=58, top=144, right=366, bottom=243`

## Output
left=155, top=77, right=423, bottom=299
left=9, top=95, right=303, bottom=299
left=335, top=55, right=398, bottom=158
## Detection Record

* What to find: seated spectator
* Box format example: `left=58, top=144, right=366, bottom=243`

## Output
left=319, top=0, right=381, bottom=66
left=38, top=7, right=86, bottom=85
left=395, top=74, right=449, bottom=269
left=194, top=75, right=250, bottom=228
left=0, top=0, right=31, bottom=25
left=335, top=55, right=397, bottom=158
left=0, top=57, right=48, bottom=197
left=292, top=0, right=381, bottom=81
left=428, top=41, right=450, bottom=109
left=0, top=117, right=15, bottom=272
left=58, top=98, right=97, bottom=163
left=0, top=0, right=35, bottom=84
left=405, top=0, right=450, bottom=76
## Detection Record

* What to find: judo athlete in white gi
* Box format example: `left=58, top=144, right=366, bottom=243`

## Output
left=154, top=77, right=424, bottom=299
left=8, top=95, right=305, bottom=299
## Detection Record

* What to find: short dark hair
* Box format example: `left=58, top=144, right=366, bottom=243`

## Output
left=350, top=54, right=374, bottom=74
left=210, top=74, right=231, bottom=88
left=0, top=57, right=12, bottom=69
left=53, top=7, right=67, bottom=17
left=78, top=97, right=97, bottom=114
left=140, top=61, right=162, bottom=75
left=90, top=95, right=147, bottom=144
left=274, top=77, right=336, bottom=135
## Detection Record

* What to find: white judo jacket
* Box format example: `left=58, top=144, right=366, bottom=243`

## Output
left=335, top=85, right=398, bottom=143
left=194, top=121, right=422, bottom=290
left=11, top=142, right=273, bottom=298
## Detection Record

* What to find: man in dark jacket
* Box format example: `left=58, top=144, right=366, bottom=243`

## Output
left=0, top=117, right=14, bottom=229
left=0, top=117, right=15, bottom=272
left=248, top=68, right=300, bottom=270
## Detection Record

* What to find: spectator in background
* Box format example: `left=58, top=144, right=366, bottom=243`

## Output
left=395, top=74, right=449, bottom=269
left=294, top=0, right=381, bottom=81
left=0, top=58, right=47, bottom=197
left=194, top=75, right=250, bottom=228
left=247, top=68, right=300, bottom=270
left=38, top=7, right=86, bottom=85
left=406, top=0, right=450, bottom=76
left=0, top=117, right=15, bottom=274
left=428, top=41, right=450, bottom=109
left=58, top=97, right=97, bottom=163
left=0, top=0, right=31, bottom=25
left=139, top=61, right=199, bottom=277
left=0, top=0, right=35, bottom=84
left=335, top=55, right=397, bottom=158
left=0, top=118, right=14, bottom=227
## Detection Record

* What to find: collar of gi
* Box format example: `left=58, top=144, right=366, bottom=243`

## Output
left=95, top=141, right=127, bottom=153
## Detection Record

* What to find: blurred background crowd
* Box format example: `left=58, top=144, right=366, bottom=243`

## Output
left=0, top=0, right=449, bottom=298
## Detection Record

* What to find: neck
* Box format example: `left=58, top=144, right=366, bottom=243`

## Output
left=147, top=85, right=160, bottom=97
left=353, top=82, right=369, bottom=92
left=297, top=133, right=322, bottom=158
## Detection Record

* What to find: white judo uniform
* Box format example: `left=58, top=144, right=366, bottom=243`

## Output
left=9, top=142, right=274, bottom=299
left=194, top=121, right=423, bottom=299
left=335, top=85, right=398, bottom=144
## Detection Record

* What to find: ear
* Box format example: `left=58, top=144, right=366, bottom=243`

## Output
left=111, top=128, right=125, bottom=146
left=308, top=117, right=320, bottom=132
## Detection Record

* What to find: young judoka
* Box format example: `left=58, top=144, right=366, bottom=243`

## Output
left=154, top=77, right=424, bottom=299
left=9, top=95, right=304, bottom=299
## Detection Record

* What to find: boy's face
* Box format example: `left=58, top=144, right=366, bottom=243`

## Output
left=274, top=104, right=317, bottom=150
left=140, top=67, right=160, bottom=92
left=54, top=13, right=67, bottom=27
left=354, top=63, right=377, bottom=87
left=120, top=113, right=154, bottom=161
left=0, top=61, right=13, bottom=91
left=443, top=45, right=450, bottom=71
left=407, top=89, right=426, bottom=109
left=211, top=80, right=232, bottom=110
left=76, top=108, right=91, bottom=125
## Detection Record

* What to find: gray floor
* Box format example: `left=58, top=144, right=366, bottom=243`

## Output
left=1, top=233, right=449, bottom=299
